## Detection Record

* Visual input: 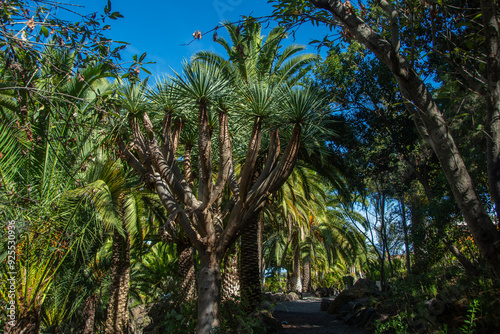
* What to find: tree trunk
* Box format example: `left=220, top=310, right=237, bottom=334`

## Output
left=302, top=254, right=312, bottom=293
left=222, top=244, right=240, bottom=301
left=177, top=240, right=196, bottom=302
left=239, top=212, right=263, bottom=310
left=379, top=192, right=387, bottom=289
left=196, top=252, right=222, bottom=334
left=105, top=228, right=130, bottom=334
left=400, top=198, right=412, bottom=275
left=7, top=309, right=40, bottom=334
left=445, top=240, right=478, bottom=276
left=311, top=0, right=500, bottom=280
left=290, top=239, right=302, bottom=293
left=80, top=293, right=98, bottom=334
left=480, top=0, right=500, bottom=223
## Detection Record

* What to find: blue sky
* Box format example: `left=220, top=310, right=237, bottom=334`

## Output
left=59, top=0, right=332, bottom=78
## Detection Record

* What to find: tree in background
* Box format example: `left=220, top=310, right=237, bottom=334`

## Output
left=271, top=0, right=500, bottom=279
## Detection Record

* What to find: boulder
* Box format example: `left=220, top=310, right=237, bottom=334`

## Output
left=239, top=309, right=282, bottom=333
left=320, top=298, right=331, bottom=311
left=285, top=292, right=300, bottom=301
left=327, top=279, right=378, bottom=314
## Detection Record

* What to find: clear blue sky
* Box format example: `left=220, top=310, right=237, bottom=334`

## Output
left=60, top=0, right=332, bottom=78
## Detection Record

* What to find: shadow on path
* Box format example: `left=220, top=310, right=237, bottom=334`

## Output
left=273, top=298, right=367, bottom=334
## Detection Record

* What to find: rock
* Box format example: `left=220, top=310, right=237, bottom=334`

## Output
left=356, top=307, right=376, bottom=327
left=327, top=279, right=378, bottom=314
left=408, top=317, right=428, bottom=333
left=426, top=298, right=445, bottom=316
left=244, top=309, right=282, bottom=333
left=337, top=303, right=351, bottom=318
left=342, top=275, right=355, bottom=288
left=130, top=304, right=152, bottom=334
left=344, top=312, right=356, bottom=325
left=320, top=298, right=331, bottom=311
left=285, top=292, right=300, bottom=301
left=260, top=300, right=273, bottom=311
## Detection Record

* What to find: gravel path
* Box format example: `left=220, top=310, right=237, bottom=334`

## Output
left=272, top=298, right=367, bottom=334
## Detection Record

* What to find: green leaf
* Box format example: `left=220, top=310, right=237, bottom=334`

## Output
left=140, top=67, right=151, bottom=75
left=109, top=12, right=123, bottom=19
left=139, top=52, right=147, bottom=63
left=41, top=26, right=49, bottom=37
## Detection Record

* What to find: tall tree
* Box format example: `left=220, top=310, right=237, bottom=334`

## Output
left=118, top=59, right=330, bottom=333
left=194, top=19, right=318, bottom=309
left=271, top=0, right=500, bottom=279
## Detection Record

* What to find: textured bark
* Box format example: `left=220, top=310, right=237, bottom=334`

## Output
left=177, top=241, right=197, bottom=302
left=221, top=244, right=240, bottom=301
left=105, top=228, right=130, bottom=334
left=311, top=0, right=500, bottom=279
left=481, top=0, right=500, bottom=222
left=80, top=294, right=98, bottom=334
left=123, top=91, right=304, bottom=334
left=290, top=239, right=302, bottom=293
left=196, top=253, right=221, bottom=334
left=302, top=255, right=312, bottom=293
left=6, top=309, right=40, bottom=334
left=240, top=213, right=263, bottom=310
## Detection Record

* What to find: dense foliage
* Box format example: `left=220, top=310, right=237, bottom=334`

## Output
left=0, top=1, right=499, bottom=333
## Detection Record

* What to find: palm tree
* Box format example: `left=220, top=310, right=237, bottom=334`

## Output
left=0, top=47, right=114, bottom=333
left=263, top=166, right=365, bottom=293
left=71, top=157, right=145, bottom=334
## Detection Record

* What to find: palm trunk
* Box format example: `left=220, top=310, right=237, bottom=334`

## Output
left=105, top=228, right=130, bottom=334
left=177, top=240, right=196, bottom=302
left=290, top=240, right=302, bottom=293
left=7, top=309, right=40, bottom=334
left=196, top=252, right=222, bottom=334
left=222, top=244, right=240, bottom=301
left=81, top=293, right=98, bottom=334
left=302, top=255, right=311, bottom=293
left=239, top=213, right=263, bottom=310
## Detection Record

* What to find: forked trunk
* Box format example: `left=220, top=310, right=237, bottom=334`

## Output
left=196, top=252, right=222, bottom=334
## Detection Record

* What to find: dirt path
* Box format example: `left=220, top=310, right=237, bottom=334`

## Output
left=272, top=298, right=367, bottom=334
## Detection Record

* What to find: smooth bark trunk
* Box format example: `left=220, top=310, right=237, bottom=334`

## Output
left=445, top=241, right=478, bottom=276
left=480, top=0, right=500, bottom=223
left=196, top=253, right=222, bottom=334
left=400, top=198, right=412, bottom=275
left=311, top=0, right=500, bottom=280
